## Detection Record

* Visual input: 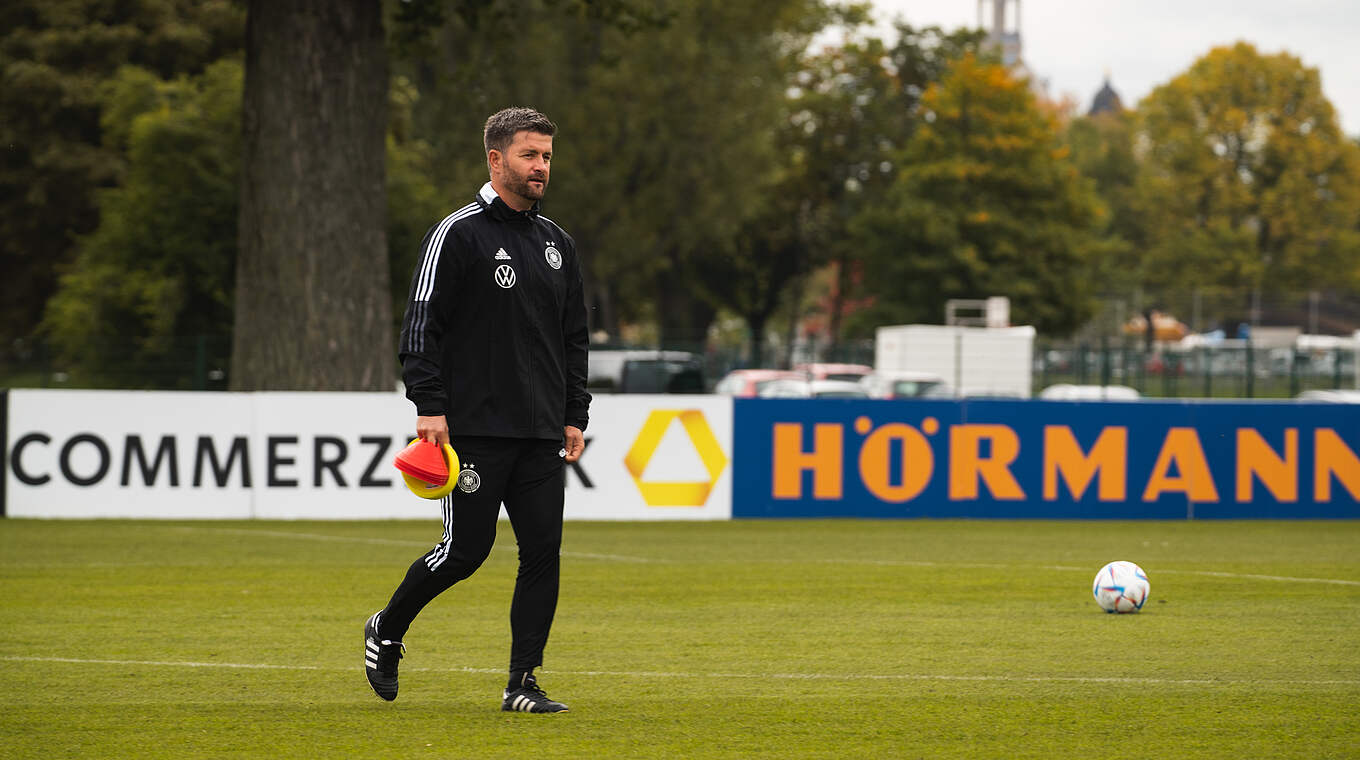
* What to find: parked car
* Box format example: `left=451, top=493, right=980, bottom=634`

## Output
left=757, top=379, right=871, bottom=399
left=713, top=368, right=805, bottom=397
left=794, top=362, right=874, bottom=383
left=587, top=350, right=705, bottom=393
left=1296, top=389, right=1360, bottom=403
left=1039, top=384, right=1142, bottom=401
left=863, top=370, right=948, bottom=399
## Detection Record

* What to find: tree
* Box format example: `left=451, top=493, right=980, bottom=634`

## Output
left=231, top=0, right=392, bottom=390
left=0, top=0, right=243, bottom=342
left=42, top=60, right=242, bottom=387
left=694, top=25, right=896, bottom=366
left=850, top=54, right=1106, bottom=335
left=1134, top=42, right=1360, bottom=295
left=391, top=0, right=839, bottom=351
left=1065, top=108, right=1140, bottom=293
left=551, top=0, right=836, bottom=350
left=783, top=24, right=988, bottom=353
left=384, top=75, right=448, bottom=316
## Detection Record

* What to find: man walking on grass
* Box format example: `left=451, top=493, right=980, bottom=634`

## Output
left=364, top=107, right=591, bottom=714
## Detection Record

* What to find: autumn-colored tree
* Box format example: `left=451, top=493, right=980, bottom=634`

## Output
left=1134, top=42, right=1360, bottom=295
left=851, top=54, right=1107, bottom=335
left=700, top=24, right=988, bottom=363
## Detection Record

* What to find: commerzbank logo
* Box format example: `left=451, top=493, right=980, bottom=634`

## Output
left=623, top=410, right=728, bottom=507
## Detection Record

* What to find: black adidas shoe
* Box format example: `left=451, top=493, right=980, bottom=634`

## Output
left=501, top=673, right=569, bottom=713
left=363, top=611, right=404, bottom=701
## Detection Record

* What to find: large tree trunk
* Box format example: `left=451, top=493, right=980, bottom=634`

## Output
left=231, top=0, right=392, bottom=390
left=826, top=252, right=850, bottom=357
left=656, top=260, right=715, bottom=352
left=745, top=312, right=767, bottom=368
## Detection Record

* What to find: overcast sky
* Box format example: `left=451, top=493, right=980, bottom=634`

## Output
left=865, top=0, right=1360, bottom=135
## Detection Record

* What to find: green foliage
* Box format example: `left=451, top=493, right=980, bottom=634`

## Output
left=385, top=75, right=446, bottom=313
left=782, top=24, right=989, bottom=348
left=1134, top=42, right=1360, bottom=294
left=1064, top=110, right=1139, bottom=291
left=387, top=0, right=844, bottom=345
left=699, top=27, right=922, bottom=360
left=0, top=0, right=245, bottom=339
left=1, top=518, right=1357, bottom=759
left=12, top=2, right=1360, bottom=385
left=41, top=60, right=243, bottom=387
left=851, top=55, right=1106, bottom=336
left=34, top=37, right=443, bottom=389
left=547, top=0, right=837, bottom=344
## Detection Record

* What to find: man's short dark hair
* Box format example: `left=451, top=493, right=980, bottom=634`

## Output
left=483, top=107, right=556, bottom=155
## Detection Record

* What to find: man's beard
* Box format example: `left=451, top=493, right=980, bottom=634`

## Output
left=506, top=168, right=547, bottom=202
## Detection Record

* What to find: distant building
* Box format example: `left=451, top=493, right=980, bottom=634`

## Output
left=978, top=0, right=1048, bottom=94
left=1088, top=76, right=1124, bottom=116
left=978, top=0, right=1022, bottom=67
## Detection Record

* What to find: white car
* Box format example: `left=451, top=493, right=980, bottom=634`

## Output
left=794, top=362, right=874, bottom=383
left=757, top=379, right=870, bottom=399
left=1296, top=389, right=1360, bottom=403
left=863, top=370, right=948, bottom=399
left=1039, top=384, right=1141, bottom=401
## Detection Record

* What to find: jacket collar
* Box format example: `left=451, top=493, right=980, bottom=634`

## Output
left=477, top=181, right=540, bottom=223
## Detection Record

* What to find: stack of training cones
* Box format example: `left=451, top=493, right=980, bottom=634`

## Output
left=394, top=439, right=450, bottom=486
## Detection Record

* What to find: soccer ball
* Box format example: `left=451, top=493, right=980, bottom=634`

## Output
left=1092, top=561, right=1150, bottom=613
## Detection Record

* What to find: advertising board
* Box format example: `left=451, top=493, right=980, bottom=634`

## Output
left=732, top=398, right=1360, bottom=519
left=2, top=390, right=731, bottom=520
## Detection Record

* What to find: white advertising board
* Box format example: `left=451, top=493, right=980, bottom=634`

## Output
left=563, top=395, right=731, bottom=520
left=3, top=389, right=731, bottom=521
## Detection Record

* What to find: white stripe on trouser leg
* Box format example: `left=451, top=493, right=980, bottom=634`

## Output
left=424, top=497, right=454, bottom=571
left=424, top=501, right=451, bottom=569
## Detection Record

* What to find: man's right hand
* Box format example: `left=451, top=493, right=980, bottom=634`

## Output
left=417, top=415, right=450, bottom=449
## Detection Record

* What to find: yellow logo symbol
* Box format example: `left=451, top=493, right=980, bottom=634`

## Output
left=623, top=410, right=728, bottom=507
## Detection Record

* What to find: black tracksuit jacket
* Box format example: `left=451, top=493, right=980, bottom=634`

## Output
left=399, top=182, right=591, bottom=440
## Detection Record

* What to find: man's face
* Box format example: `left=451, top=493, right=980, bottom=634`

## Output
left=491, top=130, right=552, bottom=209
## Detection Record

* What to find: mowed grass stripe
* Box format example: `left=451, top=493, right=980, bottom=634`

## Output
left=71, top=523, right=1358, bottom=585
left=6, top=655, right=1358, bottom=687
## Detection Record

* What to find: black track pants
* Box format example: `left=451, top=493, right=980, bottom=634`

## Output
left=378, top=436, right=565, bottom=673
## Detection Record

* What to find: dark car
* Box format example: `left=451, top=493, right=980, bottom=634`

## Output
left=588, top=350, right=706, bottom=393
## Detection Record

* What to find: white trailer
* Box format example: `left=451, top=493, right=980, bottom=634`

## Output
left=874, top=324, right=1036, bottom=398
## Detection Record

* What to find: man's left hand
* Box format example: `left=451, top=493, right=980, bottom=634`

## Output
left=563, top=425, right=585, bottom=463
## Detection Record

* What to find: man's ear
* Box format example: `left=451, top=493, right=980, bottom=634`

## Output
left=487, top=149, right=502, bottom=174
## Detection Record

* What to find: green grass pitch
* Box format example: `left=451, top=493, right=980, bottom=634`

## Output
left=1, top=518, right=1357, bottom=759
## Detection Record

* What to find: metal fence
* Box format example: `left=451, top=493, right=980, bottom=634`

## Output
left=1, top=335, right=231, bottom=391
left=3, top=333, right=1356, bottom=399
left=1034, top=341, right=1357, bottom=399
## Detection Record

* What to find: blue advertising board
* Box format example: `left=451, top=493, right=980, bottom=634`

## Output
left=732, top=398, right=1360, bottom=519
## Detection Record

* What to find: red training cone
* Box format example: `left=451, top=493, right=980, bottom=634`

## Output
left=393, top=439, right=450, bottom=486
